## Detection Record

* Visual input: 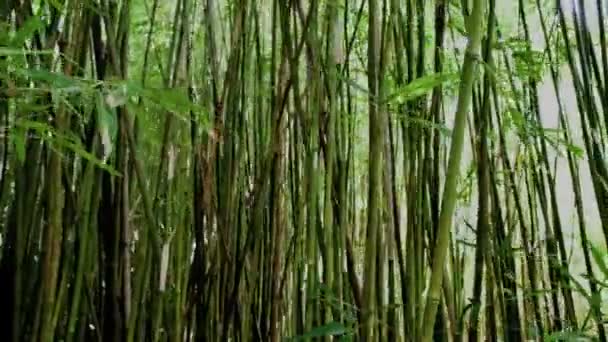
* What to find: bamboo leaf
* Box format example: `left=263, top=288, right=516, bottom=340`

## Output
left=0, top=47, right=54, bottom=56
left=290, top=322, right=349, bottom=340
left=10, top=16, right=45, bottom=47
left=383, top=72, right=459, bottom=105
left=16, top=68, right=86, bottom=92
left=11, top=125, right=26, bottom=163
left=544, top=330, right=595, bottom=341
left=15, top=118, right=120, bottom=176
left=588, top=242, right=608, bottom=279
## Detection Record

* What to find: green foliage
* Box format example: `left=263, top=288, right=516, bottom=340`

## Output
left=503, top=107, right=584, bottom=158
left=10, top=16, right=44, bottom=47
left=15, top=118, right=120, bottom=175
left=543, top=331, right=598, bottom=341
left=11, top=124, right=26, bottom=163
left=589, top=243, right=608, bottom=278
left=383, top=72, right=459, bottom=105
left=288, top=322, right=352, bottom=340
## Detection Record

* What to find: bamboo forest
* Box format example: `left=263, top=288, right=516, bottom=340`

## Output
left=4, top=0, right=608, bottom=341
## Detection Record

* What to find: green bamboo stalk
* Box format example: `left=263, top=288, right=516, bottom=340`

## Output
left=536, top=1, right=606, bottom=338
left=420, top=0, right=485, bottom=340
left=361, top=0, right=383, bottom=338
left=468, top=3, right=496, bottom=338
